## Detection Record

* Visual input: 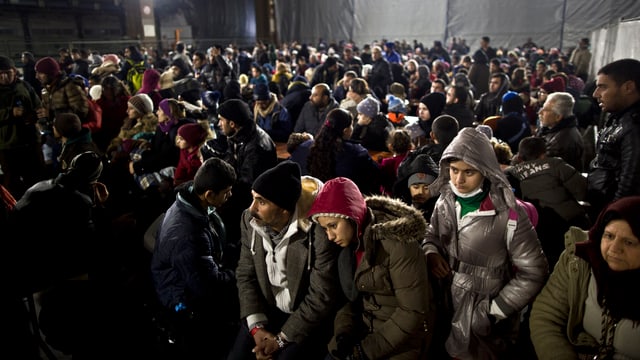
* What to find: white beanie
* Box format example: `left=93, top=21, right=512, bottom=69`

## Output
left=128, top=93, right=154, bottom=115
left=89, top=85, right=102, bottom=100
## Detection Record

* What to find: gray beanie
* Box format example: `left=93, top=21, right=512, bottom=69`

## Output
left=356, top=96, right=379, bottom=118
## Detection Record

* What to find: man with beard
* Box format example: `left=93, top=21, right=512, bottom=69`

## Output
left=228, top=161, right=341, bottom=360
left=474, top=72, right=510, bottom=124
left=293, top=83, right=339, bottom=136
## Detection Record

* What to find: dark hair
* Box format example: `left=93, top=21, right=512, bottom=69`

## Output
left=163, top=98, right=186, bottom=119
left=308, top=108, right=353, bottom=181
left=286, top=132, right=313, bottom=154
left=349, top=78, right=369, bottom=96
left=100, top=75, right=131, bottom=98
left=597, top=58, right=640, bottom=91
left=482, top=36, right=490, bottom=43
left=432, top=78, right=447, bottom=89
left=193, top=51, right=206, bottom=62
left=543, top=69, right=556, bottom=81
left=344, top=70, right=357, bottom=78
left=432, top=115, right=459, bottom=146
left=193, top=157, right=237, bottom=195
left=21, top=52, right=35, bottom=62
left=453, top=73, right=471, bottom=88
left=451, top=85, right=468, bottom=104
left=491, top=72, right=510, bottom=89
left=518, top=136, right=546, bottom=161
left=324, top=56, right=338, bottom=68
left=387, top=128, right=412, bottom=154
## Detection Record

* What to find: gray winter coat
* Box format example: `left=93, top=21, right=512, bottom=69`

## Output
left=423, top=127, right=548, bottom=360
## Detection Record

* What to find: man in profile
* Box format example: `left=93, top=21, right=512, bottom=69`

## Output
left=229, top=161, right=340, bottom=360
left=587, top=58, right=640, bottom=216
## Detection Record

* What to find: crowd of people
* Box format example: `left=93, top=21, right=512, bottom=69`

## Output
left=0, top=34, right=639, bottom=360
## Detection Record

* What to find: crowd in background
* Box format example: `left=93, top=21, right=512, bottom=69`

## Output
left=1, top=32, right=639, bottom=360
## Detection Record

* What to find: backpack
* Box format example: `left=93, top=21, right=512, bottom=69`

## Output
left=126, top=59, right=147, bottom=93
left=506, top=198, right=538, bottom=247
left=83, top=99, right=102, bottom=133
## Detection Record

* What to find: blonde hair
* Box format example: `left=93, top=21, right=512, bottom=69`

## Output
left=239, top=73, right=249, bottom=87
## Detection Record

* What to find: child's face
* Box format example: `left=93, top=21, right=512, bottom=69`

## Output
left=175, top=135, right=189, bottom=149
left=449, top=160, right=484, bottom=194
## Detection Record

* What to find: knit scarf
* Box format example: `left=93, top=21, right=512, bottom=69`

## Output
left=254, top=95, right=277, bottom=123
left=158, top=119, right=176, bottom=133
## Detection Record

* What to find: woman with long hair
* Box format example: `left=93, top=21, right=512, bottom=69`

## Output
left=291, top=108, right=380, bottom=194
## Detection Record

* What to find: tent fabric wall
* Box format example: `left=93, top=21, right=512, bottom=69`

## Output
left=274, top=1, right=355, bottom=45
left=590, top=17, right=640, bottom=82
left=274, top=0, right=640, bottom=52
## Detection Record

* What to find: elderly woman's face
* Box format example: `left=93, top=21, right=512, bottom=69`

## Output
left=601, top=219, right=640, bottom=271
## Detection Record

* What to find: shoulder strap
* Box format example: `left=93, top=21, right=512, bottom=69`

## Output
left=506, top=207, right=518, bottom=248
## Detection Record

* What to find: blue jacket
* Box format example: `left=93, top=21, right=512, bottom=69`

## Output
left=151, top=186, right=236, bottom=316
left=254, top=100, right=292, bottom=143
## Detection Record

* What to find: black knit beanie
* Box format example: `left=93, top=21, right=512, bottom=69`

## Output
left=218, top=99, right=252, bottom=127
left=252, top=161, right=302, bottom=212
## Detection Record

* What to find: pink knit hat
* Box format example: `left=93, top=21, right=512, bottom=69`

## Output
left=102, top=54, right=120, bottom=65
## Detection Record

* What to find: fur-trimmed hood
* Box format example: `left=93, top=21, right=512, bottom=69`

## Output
left=365, top=195, right=427, bottom=244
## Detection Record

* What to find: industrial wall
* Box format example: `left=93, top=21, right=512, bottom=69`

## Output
left=274, top=0, right=640, bottom=52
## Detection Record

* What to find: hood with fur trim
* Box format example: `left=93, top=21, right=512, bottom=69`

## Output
left=364, top=195, right=427, bottom=244
left=309, top=177, right=426, bottom=244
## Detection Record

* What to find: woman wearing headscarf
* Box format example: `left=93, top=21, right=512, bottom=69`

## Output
left=308, top=177, right=434, bottom=360
left=405, top=92, right=446, bottom=148
left=530, top=196, right=640, bottom=359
